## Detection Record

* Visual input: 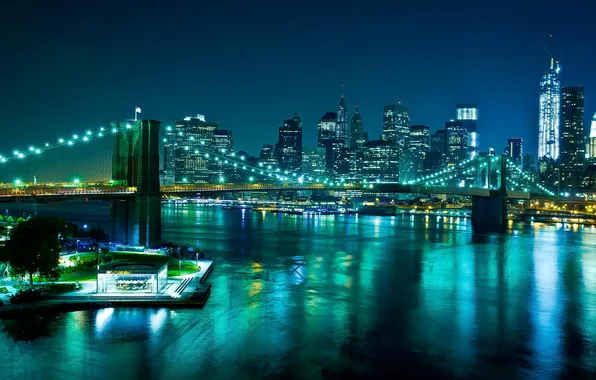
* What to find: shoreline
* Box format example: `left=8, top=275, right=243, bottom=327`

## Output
left=0, top=284, right=211, bottom=320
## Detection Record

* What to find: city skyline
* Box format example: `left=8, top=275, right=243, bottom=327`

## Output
left=1, top=0, right=595, bottom=180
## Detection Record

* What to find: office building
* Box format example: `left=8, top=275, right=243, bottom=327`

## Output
left=277, top=114, right=303, bottom=172
left=560, top=86, right=585, bottom=169
left=162, top=125, right=177, bottom=185
left=302, top=147, right=327, bottom=178
left=349, top=105, right=365, bottom=150
left=444, top=120, right=469, bottom=165
left=456, top=104, right=479, bottom=158
left=259, top=144, right=278, bottom=169
left=382, top=103, right=411, bottom=147
left=172, top=115, right=218, bottom=183
left=588, top=113, right=596, bottom=162
left=507, top=138, right=523, bottom=166
left=336, top=96, right=349, bottom=147
left=213, top=129, right=236, bottom=182
left=538, top=57, right=562, bottom=160
left=318, top=112, right=338, bottom=147
left=401, top=125, right=430, bottom=183
left=362, top=140, right=399, bottom=182
left=335, top=148, right=360, bottom=181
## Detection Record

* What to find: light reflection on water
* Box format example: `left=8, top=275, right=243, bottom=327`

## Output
left=0, top=204, right=595, bottom=378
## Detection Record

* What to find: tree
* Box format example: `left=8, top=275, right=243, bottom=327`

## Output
left=0, top=217, right=68, bottom=286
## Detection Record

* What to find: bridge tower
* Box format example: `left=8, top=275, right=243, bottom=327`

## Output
left=471, top=155, right=508, bottom=233
left=111, top=120, right=162, bottom=247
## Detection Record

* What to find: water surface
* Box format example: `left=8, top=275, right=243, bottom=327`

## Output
left=1, top=203, right=596, bottom=379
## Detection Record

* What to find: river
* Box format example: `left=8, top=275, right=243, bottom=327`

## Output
left=0, top=201, right=595, bottom=379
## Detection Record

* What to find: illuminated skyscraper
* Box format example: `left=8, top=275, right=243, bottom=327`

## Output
left=259, top=144, right=278, bottom=169
left=444, top=120, right=469, bottom=165
left=213, top=129, right=235, bottom=182
left=588, top=113, right=596, bottom=162
left=336, top=96, right=349, bottom=147
left=382, top=103, right=411, bottom=146
left=317, top=112, right=338, bottom=147
left=277, top=114, right=303, bottom=172
left=560, top=86, right=585, bottom=169
left=349, top=105, right=365, bottom=150
left=507, top=138, right=523, bottom=166
left=401, top=125, right=430, bottom=183
left=173, top=115, right=218, bottom=183
left=538, top=57, right=561, bottom=160
left=456, top=104, right=479, bottom=157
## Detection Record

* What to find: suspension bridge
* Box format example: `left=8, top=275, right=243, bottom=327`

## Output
left=0, top=119, right=557, bottom=246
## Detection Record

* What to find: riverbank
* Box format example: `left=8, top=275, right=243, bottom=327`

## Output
left=0, top=285, right=211, bottom=319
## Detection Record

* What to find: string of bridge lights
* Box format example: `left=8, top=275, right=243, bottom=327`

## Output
left=505, top=158, right=555, bottom=196
left=0, top=121, right=553, bottom=196
left=164, top=134, right=374, bottom=188
left=0, top=122, right=140, bottom=164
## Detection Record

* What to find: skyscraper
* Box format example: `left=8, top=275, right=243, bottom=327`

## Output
left=302, top=147, right=327, bottom=178
left=162, top=125, right=176, bottom=185
left=560, top=86, right=585, bottom=169
left=277, top=114, right=303, bottom=172
left=362, top=140, right=399, bottom=182
left=173, top=115, right=218, bottom=183
left=507, top=138, right=523, bottom=166
left=382, top=103, right=411, bottom=146
left=349, top=105, right=365, bottom=150
left=538, top=57, right=562, bottom=160
left=456, top=104, right=479, bottom=157
left=444, top=120, right=469, bottom=165
left=336, top=96, right=349, bottom=147
left=317, top=112, right=338, bottom=147
left=401, top=125, right=430, bottom=183
left=588, top=113, right=596, bottom=162
left=259, top=144, right=278, bottom=169
left=213, top=129, right=235, bottom=182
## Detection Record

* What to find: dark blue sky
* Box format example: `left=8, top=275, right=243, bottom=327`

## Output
left=0, top=0, right=595, bottom=181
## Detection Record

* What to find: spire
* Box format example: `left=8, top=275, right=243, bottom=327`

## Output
left=339, top=95, right=346, bottom=108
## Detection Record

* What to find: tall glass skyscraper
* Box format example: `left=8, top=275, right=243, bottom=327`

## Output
left=560, top=86, right=585, bottom=169
left=456, top=104, right=479, bottom=158
left=538, top=57, right=561, bottom=160
left=349, top=105, right=365, bottom=150
left=336, top=96, right=349, bottom=147
left=588, top=113, right=596, bottom=162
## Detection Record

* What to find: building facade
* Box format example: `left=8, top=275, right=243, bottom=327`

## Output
left=302, top=147, right=327, bottom=179
left=401, top=125, right=430, bottom=183
left=277, top=114, right=303, bottom=172
left=349, top=105, right=365, bottom=150
left=560, top=86, right=585, bottom=169
left=456, top=104, right=479, bottom=158
left=588, top=113, right=596, bottom=163
left=362, top=140, right=399, bottom=182
left=538, top=57, right=562, bottom=160
left=507, top=138, right=523, bottom=166
left=172, top=115, right=218, bottom=183
left=444, top=121, right=469, bottom=165
left=336, top=96, right=349, bottom=147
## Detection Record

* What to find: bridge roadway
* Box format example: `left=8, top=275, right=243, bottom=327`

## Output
left=0, top=183, right=532, bottom=202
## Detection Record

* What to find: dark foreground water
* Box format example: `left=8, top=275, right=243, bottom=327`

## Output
left=1, top=202, right=596, bottom=379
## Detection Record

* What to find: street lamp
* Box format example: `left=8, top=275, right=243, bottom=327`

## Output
left=73, top=178, right=80, bottom=185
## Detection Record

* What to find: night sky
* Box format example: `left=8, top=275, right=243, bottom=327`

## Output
left=1, top=0, right=595, bottom=182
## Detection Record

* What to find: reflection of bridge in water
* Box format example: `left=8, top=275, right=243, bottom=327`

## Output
left=0, top=119, right=561, bottom=247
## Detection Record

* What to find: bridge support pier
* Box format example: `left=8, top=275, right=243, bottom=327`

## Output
left=471, top=195, right=507, bottom=234
left=111, top=196, right=161, bottom=248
